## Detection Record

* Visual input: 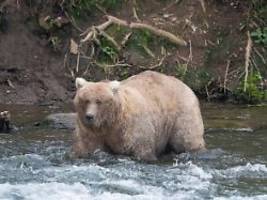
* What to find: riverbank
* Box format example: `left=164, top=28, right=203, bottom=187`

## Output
left=0, top=0, right=266, bottom=105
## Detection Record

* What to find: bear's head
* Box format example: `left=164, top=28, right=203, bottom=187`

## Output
left=74, top=78, right=121, bottom=129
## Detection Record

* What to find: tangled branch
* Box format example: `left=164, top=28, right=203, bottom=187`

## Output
left=81, top=15, right=187, bottom=46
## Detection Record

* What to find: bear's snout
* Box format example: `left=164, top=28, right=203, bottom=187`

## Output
left=85, top=113, right=94, bottom=123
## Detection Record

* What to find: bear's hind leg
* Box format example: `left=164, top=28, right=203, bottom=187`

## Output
left=169, top=117, right=206, bottom=154
left=169, top=131, right=205, bottom=155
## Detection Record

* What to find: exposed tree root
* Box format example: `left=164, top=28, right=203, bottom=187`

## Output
left=81, top=15, right=187, bottom=46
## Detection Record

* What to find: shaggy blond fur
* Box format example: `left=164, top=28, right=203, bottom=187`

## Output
left=73, top=71, right=205, bottom=161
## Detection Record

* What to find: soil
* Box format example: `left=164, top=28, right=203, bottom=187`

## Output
left=0, top=0, right=258, bottom=105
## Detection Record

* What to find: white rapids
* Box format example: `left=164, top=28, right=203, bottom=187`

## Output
left=0, top=151, right=267, bottom=200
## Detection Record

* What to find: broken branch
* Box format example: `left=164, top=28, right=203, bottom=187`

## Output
left=130, top=22, right=187, bottom=46
left=95, top=62, right=132, bottom=69
left=139, top=55, right=167, bottom=69
left=121, top=32, right=133, bottom=47
left=81, top=15, right=187, bottom=46
left=223, top=60, right=230, bottom=94
left=243, top=31, right=252, bottom=92
left=81, top=19, right=113, bottom=42
left=96, top=28, right=121, bottom=51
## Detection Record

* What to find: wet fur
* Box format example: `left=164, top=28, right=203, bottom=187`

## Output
left=73, top=71, right=205, bottom=161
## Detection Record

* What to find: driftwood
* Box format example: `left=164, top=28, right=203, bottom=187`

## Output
left=81, top=15, right=187, bottom=46
left=243, top=31, right=252, bottom=92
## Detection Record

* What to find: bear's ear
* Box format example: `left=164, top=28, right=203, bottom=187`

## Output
left=75, top=77, right=88, bottom=89
left=109, top=80, right=120, bottom=94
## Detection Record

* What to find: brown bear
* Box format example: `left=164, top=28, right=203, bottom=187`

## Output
left=73, top=71, right=205, bottom=161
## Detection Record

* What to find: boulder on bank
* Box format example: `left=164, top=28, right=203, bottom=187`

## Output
left=46, top=113, right=76, bottom=130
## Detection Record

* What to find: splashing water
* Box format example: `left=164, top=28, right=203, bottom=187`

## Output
left=0, top=103, right=267, bottom=200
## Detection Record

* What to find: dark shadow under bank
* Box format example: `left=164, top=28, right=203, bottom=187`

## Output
left=0, top=101, right=267, bottom=135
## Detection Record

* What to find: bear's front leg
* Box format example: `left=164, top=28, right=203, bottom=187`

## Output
left=72, top=139, right=89, bottom=158
left=72, top=130, right=103, bottom=158
left=127, top=124, right=158, bottom=162
left=133, top=142, right=158, bottom=162
left=134, top=149, right=157, bottom=162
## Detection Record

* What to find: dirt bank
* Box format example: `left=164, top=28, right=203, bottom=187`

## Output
left=0, top=0, right=265, bottom=104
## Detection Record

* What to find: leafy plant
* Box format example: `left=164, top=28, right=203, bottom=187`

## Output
left=97, top=35, right=119, bottom=63
left=63, top=0, right=122, bottom=19
left=174, top=64, right=187, bottom=79
left=100, top=46, right=117, bottom=62
left=174, top=65, right=212, bottom=92
left=49, top=36, right=62, bottom=51
left=234, top=71, right=267, bottom=103
left=135, top=30, right=153, bottom=47
left=127, top=29, right=154, bottom=56
left=184, top=69, right=212, bottom=92
left=250, top=0, right=267, bottom=18
left=251, top=27, right=267, bottom=46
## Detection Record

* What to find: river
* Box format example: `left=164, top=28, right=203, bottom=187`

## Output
left=0, top=103, right=266, bottom=200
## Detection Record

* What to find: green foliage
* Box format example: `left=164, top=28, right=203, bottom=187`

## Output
left=49, top=36, right=62, bottom=51
left=174, top=64, right=212, bottom=92
left=38, top=16, right=59, bottom=31
left=134, top=30, right=153, bottom=47
left=251, top=27, right=267, bottom=46
left=248, top=0, right=267, bottom=103
left=249, top=0, right=267, bottom=44
left=127, top=29, right=154, bottom=56
left=98, top=37, right=118, bottom=63
left=106, top=25, right=129, bottom=41
left=184, top=69, right=212, bottom=91
left=99, top=46, right=118, bottom=62
left=250, top=0, right=267, bottom=18
left=234, top=71, right=267, bottom=103
left=174, top=64, right=187, bottom=79
left=63, top=0, right=122, bottom=19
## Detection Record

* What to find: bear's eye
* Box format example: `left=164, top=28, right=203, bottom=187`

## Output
left=96, top=99, right=102, bottom=105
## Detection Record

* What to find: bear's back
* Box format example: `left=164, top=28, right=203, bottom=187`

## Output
left=120, top=71, right=198, bottom=110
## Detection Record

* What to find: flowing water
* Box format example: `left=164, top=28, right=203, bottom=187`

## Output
left=0, top=103, right=267, bottom=200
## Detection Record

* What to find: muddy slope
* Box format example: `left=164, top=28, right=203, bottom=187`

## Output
left=0, top=0, right=254, bottom=104
left=0, top=1, right=74, bottom=105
